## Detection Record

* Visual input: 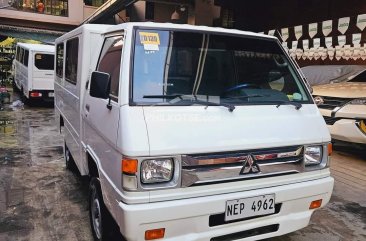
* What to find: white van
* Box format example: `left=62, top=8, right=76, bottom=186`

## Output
left=14, top=43, right=55, bottom=103
left=55, top=22, right=334, bottom=241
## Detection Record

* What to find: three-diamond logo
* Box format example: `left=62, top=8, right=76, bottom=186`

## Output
left=240, top=155, right=260, bottom=174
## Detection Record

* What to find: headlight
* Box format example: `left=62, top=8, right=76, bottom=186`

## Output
left=304, top=146, right=323, bottom=165
left=141, top=158, right=174, bottom=184
left=348, top=98, right=366, bottom=105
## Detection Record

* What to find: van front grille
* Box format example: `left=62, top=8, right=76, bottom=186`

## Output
left=181, top=146, right=304, bottom=187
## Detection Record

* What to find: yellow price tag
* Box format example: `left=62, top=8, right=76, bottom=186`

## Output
left=139, top=32, right=160, bottom=45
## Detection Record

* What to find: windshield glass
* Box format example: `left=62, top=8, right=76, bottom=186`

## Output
left=132, top=29, right=310, bottom=105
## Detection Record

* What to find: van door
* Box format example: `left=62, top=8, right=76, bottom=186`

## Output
left=32, top=52, right=55, bottom=94
left=82, top=34, right=124, bottom=196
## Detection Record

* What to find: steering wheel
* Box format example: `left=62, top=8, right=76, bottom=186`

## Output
left=224, top=83, right=261, bottom=94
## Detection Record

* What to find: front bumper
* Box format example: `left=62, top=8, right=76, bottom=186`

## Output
left=327, top=119, right=366, bottom=144
left=116, top=176, right=334, bottom=241
left=319, top=105, right=366, bottom=144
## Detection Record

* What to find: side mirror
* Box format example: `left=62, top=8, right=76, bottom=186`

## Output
left=90, top=71, right=110, bottom=99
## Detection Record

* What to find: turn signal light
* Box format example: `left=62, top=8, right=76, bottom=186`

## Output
left=145, top=228, right=165, bottom=240
left=327, top=143, right=332, bottom=156
left=122, top=159, right=138, bottom=174
left=309, top=199, right=322, bottom=209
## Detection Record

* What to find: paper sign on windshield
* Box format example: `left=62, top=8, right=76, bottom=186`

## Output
left=139, top=32, right=160, bottom=51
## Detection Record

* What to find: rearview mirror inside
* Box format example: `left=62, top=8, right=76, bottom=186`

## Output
left=90, top=71, right=110, bottom=99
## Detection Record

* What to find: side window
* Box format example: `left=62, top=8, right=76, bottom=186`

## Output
left=65, top=38, right=79, bottom=85
left=16, top=46, right=20, bottom=61
left=97, top=35, right=123, bottom=101
left=19, top=48, right=24, bottom=64
left=24, top=50, right=29, bottom=67
left=56, top=43, right=64, bottom=77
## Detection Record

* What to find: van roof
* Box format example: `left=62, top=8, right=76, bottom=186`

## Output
left=56, top=22, right=276, bottom=42
left=107, top=22, right=276, bottom=39
left=16, top=43, right=55, bottom=53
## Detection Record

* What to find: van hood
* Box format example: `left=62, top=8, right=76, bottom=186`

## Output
left=142, top=105, right=330, bottom=156
left=312, top=82, right=366, bottom=98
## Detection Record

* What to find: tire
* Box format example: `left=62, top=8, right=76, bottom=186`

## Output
left=65, top=144, right=77, bottom=171
left=89, top=177, right=111, bottom=241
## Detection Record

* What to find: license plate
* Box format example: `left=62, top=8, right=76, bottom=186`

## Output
left=225, top=194, right=275, bottom=221
left=48, top=92, right=54, bottom=97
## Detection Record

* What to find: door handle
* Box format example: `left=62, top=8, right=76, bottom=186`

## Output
left=85, top=104, right=90, bottom=112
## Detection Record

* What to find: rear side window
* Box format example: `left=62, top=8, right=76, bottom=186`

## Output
left=56, top=43, right=64, bottom=77
left=23, top=50, right=29, bottom=67
left=34, top=54, right=55, bottom=70
left=97, top=35, right=123, bottom=100
left=19, top=48, right=24, bottom=64
left=16, top=46, right=20, bottom=61
left=65, top=38, right=79, bottom=85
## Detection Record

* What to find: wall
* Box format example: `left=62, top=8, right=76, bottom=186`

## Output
left=84, top=5, right=99, bottom=20
left=0, top=1, right=85, bottom=27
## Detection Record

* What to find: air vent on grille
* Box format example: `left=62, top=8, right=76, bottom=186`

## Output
left=323, top=116, right=341, bottom=125
left=317, top=96, right=350, bottom=110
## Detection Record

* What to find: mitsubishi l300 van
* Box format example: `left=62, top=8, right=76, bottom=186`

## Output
left=14, top=43, right=55, bottom=104
left=55, top=22, right=334, bottom=241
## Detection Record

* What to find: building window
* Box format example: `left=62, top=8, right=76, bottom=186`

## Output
left=65, top=38, right=79, bottom=85
left=84, top=0, right=106, bottom=7
left=10, top=0, right=68, bottom=17
left=56, top=43, right=64, bottom=78
left=35, top=54, right=54, bottom=70
left=97, top=35, right=123, bottom=100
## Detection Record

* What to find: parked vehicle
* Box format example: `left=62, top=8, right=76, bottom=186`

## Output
left=303, top=65, right=366, bottom=147
left=55, top=22, right=334, bottom=241
left=301, top=65, right=366, bottom=86
left=14, top=43, right=55, bottom=104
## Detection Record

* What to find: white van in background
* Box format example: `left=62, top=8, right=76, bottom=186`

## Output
left=14, top=43, right=55, bottom=103
left=55, top=22, right=334, bottom=241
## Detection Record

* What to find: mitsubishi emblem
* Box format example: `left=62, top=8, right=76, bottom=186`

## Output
left=240, top=155, right=260, bottom=174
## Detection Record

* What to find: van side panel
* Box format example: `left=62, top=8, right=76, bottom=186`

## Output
left=14, top=61, right=26, bottom=91
left=55, top=35, right=84, bottom=174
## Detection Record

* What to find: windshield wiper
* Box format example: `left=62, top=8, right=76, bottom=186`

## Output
left=143, top=94, right=184, bottom=99
left=223, top=94, right=267, bottom=100
left=143, top=94, right=236, bottom=112
left=275, top=100, right=302, bottom=110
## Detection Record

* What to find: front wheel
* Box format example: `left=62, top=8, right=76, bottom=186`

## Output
left=89, top=177, right=109, bottom=241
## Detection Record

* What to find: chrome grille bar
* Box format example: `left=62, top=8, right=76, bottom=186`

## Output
left=181, top=146, right=304, bottom=187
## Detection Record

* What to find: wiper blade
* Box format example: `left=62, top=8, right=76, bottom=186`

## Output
left=143, top=94, right=183, bottom=99
left=223, top=94, right=267, bottom=100
left=275, top=100, right=302, bottom=110
left=191, top=99, right=235, bottom=112
left=143, top=94, right=235, bottom=112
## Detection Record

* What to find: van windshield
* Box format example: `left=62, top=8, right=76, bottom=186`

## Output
left=132, top=29, right=310, bottom=106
